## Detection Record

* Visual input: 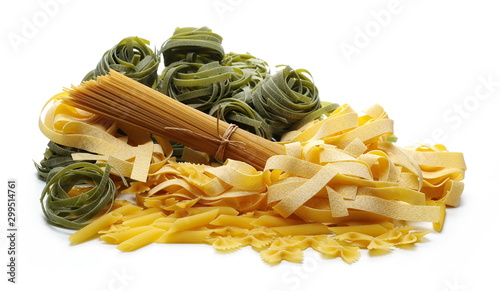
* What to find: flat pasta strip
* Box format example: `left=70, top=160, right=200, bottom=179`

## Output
left=272, top=163, right=338, bottom=217
left=344, top=196, right=441, bottom=223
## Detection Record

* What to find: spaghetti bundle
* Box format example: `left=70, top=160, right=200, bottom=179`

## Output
left=63, top=70, right=284, bottom=170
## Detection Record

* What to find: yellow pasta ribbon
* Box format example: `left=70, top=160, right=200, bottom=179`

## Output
left=265, top=104, right=466, bottom=230
left=39, top=93, right=172, bottom=182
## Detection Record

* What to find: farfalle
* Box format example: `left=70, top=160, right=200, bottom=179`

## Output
left=206, top=236, right=242, bottom=251
left=248, top=226, right=277, bottom=238
left=290, top=235, right=328, bottom=251
left=211, top=226, right=248, bottom=236
left=260, top=248, right=303, bottom=264
left=334, top=232, right=393, bottom=250
left=234, top=227, right=276, bottom=248
left=375, top=226, right=416, bottom=243
left=234, top=235, right=272, bottom=249
left=317, top=237, right=360, bottom=264
left=393, top=231, right=430, bottom=246
left=269, top=236, right=302, bottom=249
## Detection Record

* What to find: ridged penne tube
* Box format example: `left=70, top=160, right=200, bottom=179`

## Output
left=156, top=230, right=213, bottom=243
left=121, top=212, right=166, bottom=228
left=152, top=217, right=177, bottom=223
left=251, top=215, right=304, bottom=227
left=210, top=214, right=256, bottom=229
left=100, top=226, right=156, bottom=244
left=117, top=228, right=166, bottom=252
left=121, top=208, right=162, bottom=221
left=149, top=222, right=173, bottom=231
left=69, top=212, right=123, bottom=244
left=168, top=209, right=219, bottom=233
left=111, top=203, right=144, bottom=216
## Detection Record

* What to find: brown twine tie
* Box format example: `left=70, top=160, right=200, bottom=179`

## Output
left=163, top=125, right=246, bottom=162
left=164, top=105, right=246, bottom=161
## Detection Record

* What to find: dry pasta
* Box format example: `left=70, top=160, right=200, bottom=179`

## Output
left=34, top=25, right=469, bottom=264
left=121, top=212, right=166, bottom=228
left=49, top=100, right=465, bottom=264
left=39, top=92, right=172, bottom=182
left=117, top=227, right=166, bottom=252
left=168, top=209, right=219, bottom=233
left=101, top=226, right=156, bottom=244
left=69, top=212, right=123, bottom=244
left=210, top=214, right=255, bottom=229
left=156, top=230, right=213, bottom=244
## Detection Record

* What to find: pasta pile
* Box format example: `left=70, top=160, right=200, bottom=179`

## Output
left=50, top=101, right=466, bottom=263
left=36, top=26, right=466, bottom=264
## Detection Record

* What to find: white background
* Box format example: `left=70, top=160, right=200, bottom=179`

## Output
left=1, top=0, right=499, bottom=290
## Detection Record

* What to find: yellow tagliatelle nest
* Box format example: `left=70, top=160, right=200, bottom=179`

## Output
left=43, top=96, right=466, bottom=264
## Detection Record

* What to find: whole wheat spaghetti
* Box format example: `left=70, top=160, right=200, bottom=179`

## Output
left=62, top=70, right=284, bottom=170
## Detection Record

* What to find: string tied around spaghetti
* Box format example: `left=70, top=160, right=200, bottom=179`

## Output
left=164, top=106, right=246, bottom=162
